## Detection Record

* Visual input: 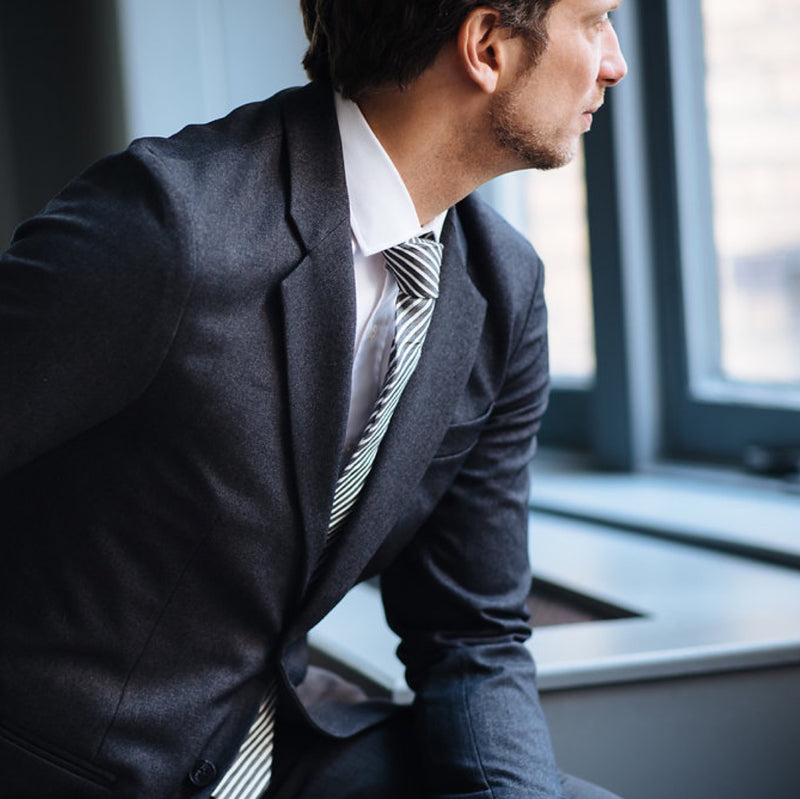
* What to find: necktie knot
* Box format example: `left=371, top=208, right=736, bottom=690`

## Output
left=383, top=235, right=443, bottom=299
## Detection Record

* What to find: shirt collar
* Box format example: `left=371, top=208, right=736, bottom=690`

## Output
left=334, top=92, right=446, bottom=256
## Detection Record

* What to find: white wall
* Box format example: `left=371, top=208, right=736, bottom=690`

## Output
left=116, top=0, right=308, bottom=140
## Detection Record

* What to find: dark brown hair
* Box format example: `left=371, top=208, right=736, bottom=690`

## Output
left=300, top=0, right=560, bottom=98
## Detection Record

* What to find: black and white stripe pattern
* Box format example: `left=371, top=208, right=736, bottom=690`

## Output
left=212, top=690, right=277, bottom=799
left=327, top=235, right=443, bottom=535
left=212, top=235, right=442, bottom=799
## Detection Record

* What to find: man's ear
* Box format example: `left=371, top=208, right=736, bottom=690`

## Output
left=457, top=8, right=506, bottom=94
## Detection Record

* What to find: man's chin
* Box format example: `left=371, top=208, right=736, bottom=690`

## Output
left=491, top=112, right=580, bottom=172
left=527, top=142, right=577, bottom=172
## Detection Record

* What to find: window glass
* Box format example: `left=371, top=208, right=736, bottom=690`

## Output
left=520, top=147, right=595, bottom=382
left=702, top=0, right=800, bottom=385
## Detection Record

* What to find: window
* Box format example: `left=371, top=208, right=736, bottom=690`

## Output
left=488, top=151, right=594, bottom=385
left=699, top=0, right=800, bottom=389
left=658, top=0, right=800, bottom=461
left=524, top=148, right=595, bottom=384
left=516, top=0, right=800, bottom=472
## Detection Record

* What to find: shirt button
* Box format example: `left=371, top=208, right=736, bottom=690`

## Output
left=188, top=759, right=218, bottom=787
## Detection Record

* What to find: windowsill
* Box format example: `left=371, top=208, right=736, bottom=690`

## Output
left=523, top=449, right=800, bottom=687
left=310, top=452, right=800, bottom=701
left=529, top=448, right=800, bottom=568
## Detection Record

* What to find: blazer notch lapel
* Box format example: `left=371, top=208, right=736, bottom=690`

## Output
left=278, top=82, right=360, bottom=582
left=280, top=238, right=354, bottom=583
left=290, top=210, right=488, bottom=636
left=281, top=83, right=349, bottom=253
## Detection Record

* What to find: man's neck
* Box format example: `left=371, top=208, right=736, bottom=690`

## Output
left=356, top=52, right=507, bottom=226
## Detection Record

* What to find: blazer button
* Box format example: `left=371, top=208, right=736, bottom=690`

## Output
left=189, top=759, right=218, bottom=787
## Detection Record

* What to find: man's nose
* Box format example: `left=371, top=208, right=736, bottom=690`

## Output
left=600, top=26, right=628, bottom=86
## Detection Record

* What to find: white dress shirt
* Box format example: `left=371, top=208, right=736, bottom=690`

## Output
left=334, top=93, right=447, bottom=452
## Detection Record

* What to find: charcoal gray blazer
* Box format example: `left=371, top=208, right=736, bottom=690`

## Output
left=0, top=81, right=560, bottom=798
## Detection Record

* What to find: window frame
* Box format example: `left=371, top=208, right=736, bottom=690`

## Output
left=539, top=0, right=800, bottom=470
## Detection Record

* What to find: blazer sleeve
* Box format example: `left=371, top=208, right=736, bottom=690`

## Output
left=380, top=252, right=565, bottom=798
left=0, top=144, right=193, bottom=477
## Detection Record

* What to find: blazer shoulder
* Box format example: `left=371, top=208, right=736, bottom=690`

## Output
left=119, top=83, right=337, bottom=275
left=126, top=83, right=324, bottom=182
left=123, top=88, right=292, bottom=196
left=8, top=140, right=199, bottom=310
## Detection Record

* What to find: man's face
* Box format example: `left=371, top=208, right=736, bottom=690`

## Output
left=490, top=0, right=627, bottom=170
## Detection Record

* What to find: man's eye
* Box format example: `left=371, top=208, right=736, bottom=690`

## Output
left=597, top=11, right=615, bottom=30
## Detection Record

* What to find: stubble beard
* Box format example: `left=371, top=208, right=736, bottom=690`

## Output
left=489, top=86, right=578, bottom=172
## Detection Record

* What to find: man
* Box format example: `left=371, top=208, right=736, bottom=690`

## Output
left=0, top=0, right=626, bottom=797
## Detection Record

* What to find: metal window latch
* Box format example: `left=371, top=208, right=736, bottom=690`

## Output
left=743, top=444, right=800, bottom=477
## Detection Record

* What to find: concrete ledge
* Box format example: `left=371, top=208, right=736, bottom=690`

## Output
left=310, top=507, right=800, bottom=697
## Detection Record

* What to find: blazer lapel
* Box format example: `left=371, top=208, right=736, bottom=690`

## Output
left=290, top=210, right=488, bottom=636
left=279, top=84, right=355, bottom=583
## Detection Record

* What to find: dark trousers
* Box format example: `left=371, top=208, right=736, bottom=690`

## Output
left=265, top=708, right=621, bottom=799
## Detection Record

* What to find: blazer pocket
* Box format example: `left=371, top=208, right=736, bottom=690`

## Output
left=432, top=404, right=493, bottom=461
left=0, top=721, right=116, bottom=796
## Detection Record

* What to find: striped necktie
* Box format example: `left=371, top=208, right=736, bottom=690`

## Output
left=212, top=234, right=443, bottom=799
left=327, top=234, right=443, bottom=536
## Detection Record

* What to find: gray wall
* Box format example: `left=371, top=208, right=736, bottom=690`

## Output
left=0, top=0, right=309, bottom=243
left=0, top=0, right=126, bottom=243
left=542, top=664, right=800, bottom=799
left=116, top=0, right=308, bottom=140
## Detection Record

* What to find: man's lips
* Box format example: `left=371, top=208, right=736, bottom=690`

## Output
left=581, top=102, right=603, bottom=129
